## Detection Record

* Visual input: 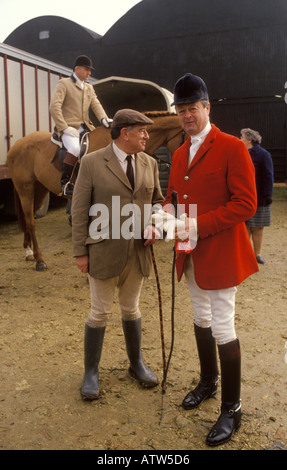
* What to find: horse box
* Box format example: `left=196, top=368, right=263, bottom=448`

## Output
left=0, top=43, right=174, bottom=214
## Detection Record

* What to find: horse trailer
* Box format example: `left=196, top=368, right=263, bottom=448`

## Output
left=0, top=43, right=72, bottom=214
left=0, top=48, right=174, bottom=215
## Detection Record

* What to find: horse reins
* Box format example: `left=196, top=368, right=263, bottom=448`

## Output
left=166, top=129, right=186, bottom=146
left=149, top=130, right=186, bottom=167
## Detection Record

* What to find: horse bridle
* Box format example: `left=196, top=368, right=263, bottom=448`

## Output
left=150, top=129, right=186, bottom=167
left=166, top=129, right=186, bottom=146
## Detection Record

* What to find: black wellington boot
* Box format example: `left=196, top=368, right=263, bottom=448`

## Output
left=122, top=318, right=158, bottom=388
left=206, top=338, right=242, bottom=446
left=182, top=324, right=219, bottom=410
left=80, top=325, right=106, bottom=400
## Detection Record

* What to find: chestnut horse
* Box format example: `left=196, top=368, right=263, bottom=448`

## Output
left=7, top=111, right=186, bottom=271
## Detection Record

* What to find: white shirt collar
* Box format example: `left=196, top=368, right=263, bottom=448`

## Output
left=188, top=121, right=212, bottom=166
left=112, top=142, right=135, bottom=163
left=73, top=72, right=84, bottom=89
left=190, top=121, right=211, bottom=144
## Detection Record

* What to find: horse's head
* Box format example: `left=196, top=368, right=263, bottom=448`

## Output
left=144, top=111, right=187, bottom=156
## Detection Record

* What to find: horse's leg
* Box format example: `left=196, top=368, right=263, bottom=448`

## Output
left=24, top=231, right=34, bottom=261
left=18, top=185, right=48, bottom=271
left=25, top=209, right=48, bottom=271
left=33, top=181, right=49, bottom=215
left=12, top=187, right=35, bottom=262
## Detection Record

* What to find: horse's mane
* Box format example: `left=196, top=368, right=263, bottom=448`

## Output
left=143, top=110, right=177, bottom=118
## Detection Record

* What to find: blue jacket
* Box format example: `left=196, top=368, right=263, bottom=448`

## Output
left=249, top=144, right=274, bottom=206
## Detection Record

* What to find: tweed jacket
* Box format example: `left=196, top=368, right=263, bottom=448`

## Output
left=164, top=124, right=259, bottom=289
left=49, top=75, right=107, bottom=136
left=71, top=144, right=164, bottom=279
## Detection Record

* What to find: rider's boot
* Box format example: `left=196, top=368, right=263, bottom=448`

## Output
left=182, top=324, right=219, bottom=409
left=61, top=152, right=78, bottom=198
left=206, top=338, right=242, bottom=446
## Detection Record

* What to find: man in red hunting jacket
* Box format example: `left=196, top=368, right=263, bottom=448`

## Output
left=164, top=73, right=258, bottom=446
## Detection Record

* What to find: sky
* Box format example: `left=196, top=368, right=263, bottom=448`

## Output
left=0, top=0, right=142, bottom=42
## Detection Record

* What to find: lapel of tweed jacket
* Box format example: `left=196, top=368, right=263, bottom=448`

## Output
left=104, top=145, right=148, bottom=192
left=134, top=152, right=148, bottom=193
left=104, top=143, right=131, bottom=190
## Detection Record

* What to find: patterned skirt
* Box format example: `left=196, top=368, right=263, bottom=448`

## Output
left=245, top=205, right=271, bottom=227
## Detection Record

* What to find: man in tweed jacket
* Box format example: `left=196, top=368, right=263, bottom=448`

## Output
left=72, top=109, right=164, bottom=400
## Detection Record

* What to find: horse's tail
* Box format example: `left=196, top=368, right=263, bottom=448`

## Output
left=13, top=188, right=26, bottom=233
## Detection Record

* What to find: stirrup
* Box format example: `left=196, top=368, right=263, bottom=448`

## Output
left=63, top=181, right=74, bottom=198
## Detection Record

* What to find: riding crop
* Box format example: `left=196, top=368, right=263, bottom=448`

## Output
left=150, top=190, right=179, bottom=423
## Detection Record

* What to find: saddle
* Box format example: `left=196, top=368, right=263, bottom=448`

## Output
left=51, top=131, right=90, bottom=169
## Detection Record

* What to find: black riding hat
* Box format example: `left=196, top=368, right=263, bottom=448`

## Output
left=172, top=73, right=209, bottom=106
left=74, top=55, right=95, bottom=70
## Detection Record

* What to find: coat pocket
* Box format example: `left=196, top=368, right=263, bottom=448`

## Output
left=86, top=216, right=110, bottom=244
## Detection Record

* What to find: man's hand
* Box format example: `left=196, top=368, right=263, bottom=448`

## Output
left=175, top=215, right=197, bottom=242
left=75, top=255, right=89, bottom=273
left=143, top=225, right=161, bottom=246
left=101, top=117, right=113, bottom=128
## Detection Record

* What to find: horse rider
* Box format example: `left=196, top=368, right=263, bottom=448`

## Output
left=163, top=73, right=258, bottom=446
left=50, top=55, right=112, bottom=197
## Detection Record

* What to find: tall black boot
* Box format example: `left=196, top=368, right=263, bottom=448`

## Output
left=122, top=318, right=158, bottom=388
left=182, top=324, right=219, bottom=409
left=80, top=324, right=105, bottom=400
left=206, top=338, right=242, bottom=446
left=61, top=153, right=78, bottom=198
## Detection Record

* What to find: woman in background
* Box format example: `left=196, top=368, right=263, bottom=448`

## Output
left=241, top=128, right=274, bottom=264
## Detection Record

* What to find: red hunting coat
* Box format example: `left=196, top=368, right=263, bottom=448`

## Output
left=164, top=124, right=259, bottom=289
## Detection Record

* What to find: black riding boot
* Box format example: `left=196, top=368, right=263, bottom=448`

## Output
left=80, top=324, right=106, bottom=400
left=61, top=153, right=78, bottom=198
left=206, top=338, right=242, bottom=446
left=182, top=324, right=219, bottom=409
left=122, top=318, right=158, bottom=388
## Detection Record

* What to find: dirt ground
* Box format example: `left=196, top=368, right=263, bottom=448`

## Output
left=0, top=186, right=286, bottom=451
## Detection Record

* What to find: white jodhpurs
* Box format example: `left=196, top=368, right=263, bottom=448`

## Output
left=184, top=255, right=237, bottom=345
left=61, top=125, right=84, bottom=157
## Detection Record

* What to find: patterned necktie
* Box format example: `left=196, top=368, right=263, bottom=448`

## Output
left=126, top=155, right=134, bottom=189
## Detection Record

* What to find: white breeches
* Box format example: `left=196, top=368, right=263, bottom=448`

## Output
left=184, top=255, right=237, bottom=345
left=61, top=125, right=84, bottom=157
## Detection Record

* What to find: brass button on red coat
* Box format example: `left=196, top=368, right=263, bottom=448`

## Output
left=183, top=194, right=188, bottom=200
left=184, top=176, right=189, bottom=181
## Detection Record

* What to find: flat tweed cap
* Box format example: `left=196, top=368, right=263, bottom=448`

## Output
left=111, top=109, right=154, bottom=128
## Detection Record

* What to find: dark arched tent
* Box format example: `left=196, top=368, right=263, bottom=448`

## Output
left=4, top=0, right=287, bottom=180
left=4, top=15, right=101, bottom=69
